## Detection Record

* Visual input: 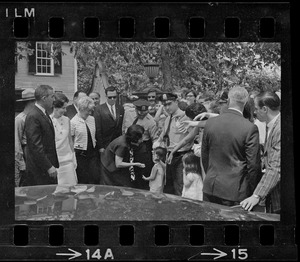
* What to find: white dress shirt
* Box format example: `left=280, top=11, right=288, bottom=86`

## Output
left=106, top=102, right=116, bottom=118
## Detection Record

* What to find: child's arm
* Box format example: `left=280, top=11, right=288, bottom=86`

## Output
left=183, top=172, right=195, bottom=187
left=143, top=165, right=158, bottom=181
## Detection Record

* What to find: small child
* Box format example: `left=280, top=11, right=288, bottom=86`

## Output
left=181, top=152, right=204, bottom=201
left=142, top=147, right=167, bottom=194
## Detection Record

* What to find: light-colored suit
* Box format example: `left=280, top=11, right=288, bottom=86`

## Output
left=254, top=114, right=281, bottom=213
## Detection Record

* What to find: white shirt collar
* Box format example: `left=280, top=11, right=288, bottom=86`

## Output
left=228, top=107, right=243, bottom=115
left=74, top=104, right=79, bottom=112
left=106, top=102, right=115, bottom=109
left=35, top=102, right=46, bottom=115
left=106, top=102, right=116, bottom=116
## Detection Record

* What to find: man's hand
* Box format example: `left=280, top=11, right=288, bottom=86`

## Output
left=194, top=112, right=218, bottom=121
left=240, top=195, right=260, bottom=211
left=142, top=175, right=147, bottom=180
left=48, top=166, right=58, bottom=178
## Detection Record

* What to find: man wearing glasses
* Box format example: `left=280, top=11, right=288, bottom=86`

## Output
left=94, top=86, right=124, bottom=153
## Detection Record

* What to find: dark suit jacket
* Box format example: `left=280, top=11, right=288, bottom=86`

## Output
left=201, top=108, right=261, bottom=202
left=94, top=103, right=124, bottom=149
left=23, top=105, right=59, bottom=186
left=65, top=104, right=77, bottom=120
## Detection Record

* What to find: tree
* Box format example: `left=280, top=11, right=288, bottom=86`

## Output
left=16, top=41, right=281, bottom=98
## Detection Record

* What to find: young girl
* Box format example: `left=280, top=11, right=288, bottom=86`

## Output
left=142, top=147, right=167, bottom=194
left=182, top=152, right=204, bottom=201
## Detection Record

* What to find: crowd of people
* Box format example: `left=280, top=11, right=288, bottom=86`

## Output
left=15, top=84, right=281, bottom=214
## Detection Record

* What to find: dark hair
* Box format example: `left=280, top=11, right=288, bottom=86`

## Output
left=154, top=147, right=167, bottom=163
left=178, top=100, right=188, bottom=111
left=73, top=90, right=86, bottom=99
left=209, top=101, right=222, bottom=114
left=53, top=93, right=69, bottom=108
left=125, top=124, right=144, bottom=144
left=35, top=85, right=53, bottom=101
left=185, top=89, right=197, bottom=98
left=105, top=86, right=117, bottom=95
left=255, top=91, right=281, bottom=111
left=182, top=152, right=202, bottom=179
left=243, top=97, right=255, bottom=122
left=185, top=102, right=207, bottom=120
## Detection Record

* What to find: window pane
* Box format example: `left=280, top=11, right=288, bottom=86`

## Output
left=36, top=42, right=54, bottom=74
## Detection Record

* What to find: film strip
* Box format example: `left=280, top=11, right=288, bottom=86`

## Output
left=0, top=2, right=296, bottom=261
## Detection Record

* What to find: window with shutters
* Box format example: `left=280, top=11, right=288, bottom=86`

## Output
left=36, top=42, right=54, bottom=75
left=28, top=41, right=62, bottom=75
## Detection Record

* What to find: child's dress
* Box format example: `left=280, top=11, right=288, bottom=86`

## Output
left=182, top=171, right=203, bottom=201
left=149, top=163, right=165, bottom=194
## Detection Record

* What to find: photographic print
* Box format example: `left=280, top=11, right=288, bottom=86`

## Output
left=0, top=2, right=295, bottom=261
left=14, top=41, right=281, bottom=221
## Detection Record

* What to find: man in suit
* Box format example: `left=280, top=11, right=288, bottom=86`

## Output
left=65, top=90, right=87, bottom=119
left=20, top=85, right=59, bottom=186
left=94, top=86, right=124, bottom=153
left=201, top=86, right=261, bottom=206
left=241, top=91, right=281, bottom=214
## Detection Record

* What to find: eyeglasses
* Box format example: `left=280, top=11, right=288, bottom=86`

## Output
left=148, top=96, right=156, bottom=98
left=164, top=102, right=173, bottom=106
left=107, top=96, right=117, bottom=99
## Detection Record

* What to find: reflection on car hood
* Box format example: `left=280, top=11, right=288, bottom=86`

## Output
left=15, top=185, right=280, bottom=221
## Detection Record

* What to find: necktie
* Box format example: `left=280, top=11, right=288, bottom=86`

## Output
left=163, top=114, right=173, bottom=146
left=46, top=112, right=53, bottom=126
left=132, top=117, right=139, bottom=125
left=111, top=105, right=115, bottom=119
left=264, top=125, right=269, bottom=149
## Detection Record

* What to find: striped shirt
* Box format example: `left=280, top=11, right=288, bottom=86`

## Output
left=71, top=114, right=97, bottom=150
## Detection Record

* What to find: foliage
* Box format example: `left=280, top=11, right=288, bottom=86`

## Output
left=16, top=42, right=65, bottom=65
left=70, top=42, right=281, bottom=99
left=16, top=41, right=281, bottom=99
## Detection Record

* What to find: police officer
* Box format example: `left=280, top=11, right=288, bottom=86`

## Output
left=153, top=93, right=193, bottom=195
left=131, top=99, right=159, bottom=190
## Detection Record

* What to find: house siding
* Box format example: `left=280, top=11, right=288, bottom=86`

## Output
left=15, top=42, right=77, bottom=101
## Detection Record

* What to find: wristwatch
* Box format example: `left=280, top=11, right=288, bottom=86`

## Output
left=253, top=194, right=261, bottom=200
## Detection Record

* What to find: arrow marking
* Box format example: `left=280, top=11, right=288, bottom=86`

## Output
left=201, top=248, right=227, bottom=260
left=56, top=248, right=82, bottom=260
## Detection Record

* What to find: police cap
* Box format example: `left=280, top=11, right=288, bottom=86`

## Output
left=133, top=99, right=151, bottom=111
left=161, top=93, right=178, bottom=102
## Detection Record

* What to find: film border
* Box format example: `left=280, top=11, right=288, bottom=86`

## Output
left=0, top=2, right=296, bottom=261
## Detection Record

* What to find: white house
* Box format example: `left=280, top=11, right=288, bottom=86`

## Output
left=15, top=41, right=77, bottom=101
